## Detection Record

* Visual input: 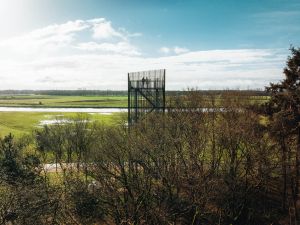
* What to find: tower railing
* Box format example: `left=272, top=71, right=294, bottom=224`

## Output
left=128, top=69, right=166, bottom=125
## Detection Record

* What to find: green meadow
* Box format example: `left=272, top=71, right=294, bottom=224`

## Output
left=0, top=111, right=125, bottom=137
left=0, top=95, right=127, bottom=108
left=0, top=93, right=269, bottom=137
left=0, top=94, right=127, bottom=137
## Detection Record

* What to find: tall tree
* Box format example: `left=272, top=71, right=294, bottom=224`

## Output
left=266, top=47, right=300, bottom=220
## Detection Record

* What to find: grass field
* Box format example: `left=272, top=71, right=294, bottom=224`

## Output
left=0, top=95, right=127, bottom=108
left=0, top=93, right=269, bottom=108
left=0, top=93, right=269, bottom=137
left=0, top=111, right=125, bottom=137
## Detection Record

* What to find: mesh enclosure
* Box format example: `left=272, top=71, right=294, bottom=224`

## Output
left=128, top=69, right=166, bottom=125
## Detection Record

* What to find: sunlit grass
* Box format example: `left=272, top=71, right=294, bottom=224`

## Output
left=0, top=111, right=125, bottom=137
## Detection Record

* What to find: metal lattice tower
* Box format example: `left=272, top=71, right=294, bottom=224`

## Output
left=128, top=69, right=166, bottom=125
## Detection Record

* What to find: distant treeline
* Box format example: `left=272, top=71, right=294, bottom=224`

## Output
left=167, top=89, right=269, bottom=96
left=0, top=89, right=269, bottom=96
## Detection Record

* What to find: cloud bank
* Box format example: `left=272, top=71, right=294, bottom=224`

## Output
left=0, top=18, right=287, bottom=90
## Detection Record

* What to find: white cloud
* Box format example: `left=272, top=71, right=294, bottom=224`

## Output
left=160, top=46, right=190, bottom=55
left=0, top=18, right=287, bottom=90
left=75, top=41, right=140, bottom=55
left=0, top=48, right=286, bottom=90
left=159, top=47, right=171, bottom=54
left=92, top=20, right=124, bottom=40
left=174, top=46, right=189, bottom=54
left=0, top=18, right=140, bottom=59
left=0, top=20, right=89, bottom=58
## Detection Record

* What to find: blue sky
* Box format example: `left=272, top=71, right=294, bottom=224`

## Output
left=0, top=0, right=299, bottom=89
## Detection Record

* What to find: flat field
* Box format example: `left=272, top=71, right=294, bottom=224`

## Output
left=0, top=94, right=127, bottom=137
left=0, top=111, right=125, bottom=137
left=0, top=93, right=269, bottom=137
left=0, top=95, right=127, bottom=108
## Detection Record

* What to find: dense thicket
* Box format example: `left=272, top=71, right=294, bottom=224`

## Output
left=0, top=94, right=284, bottom=224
